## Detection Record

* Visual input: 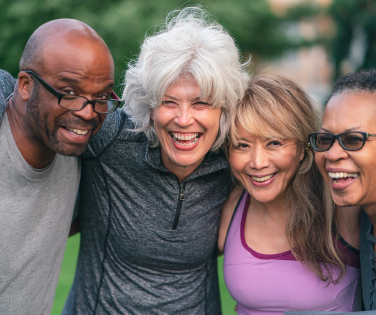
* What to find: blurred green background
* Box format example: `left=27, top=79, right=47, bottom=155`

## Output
left=3, top=0, right=376, bottom=314
left=3, top=0, right=376, bottom=102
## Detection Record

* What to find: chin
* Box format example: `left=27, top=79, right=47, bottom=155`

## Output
left=172, top=158, right=198, bottom=168
left=250, top=193, right=276, bottom=204
left=331, top=193, right=359, bottom=208
left=172, top=153, right=202, bottom=167
left=52, top=143, right=88, bottom=157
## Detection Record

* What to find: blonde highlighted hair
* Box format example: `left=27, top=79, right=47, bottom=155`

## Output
left=229, top=75, right=345, bottom=283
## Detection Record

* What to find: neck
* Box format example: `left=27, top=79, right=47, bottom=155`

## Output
left=249, top=194, right=289, bottom=223
left=165, top=162, right=199, bottom=183
left=6, top=96, right=55, bottom=169
left=160, top=149, right=203, bottom=183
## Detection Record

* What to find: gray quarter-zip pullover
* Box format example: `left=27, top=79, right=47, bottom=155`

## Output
left=63, top=109, right=232, bottom=314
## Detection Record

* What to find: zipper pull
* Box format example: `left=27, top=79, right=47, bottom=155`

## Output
left=179, top=188, right=185, bottom=201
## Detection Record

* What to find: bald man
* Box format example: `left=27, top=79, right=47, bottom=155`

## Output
left=0, top=19, right=118, bottom=314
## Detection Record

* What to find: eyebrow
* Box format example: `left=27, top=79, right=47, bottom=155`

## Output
left=57, top=78, right=114, bottom=90
left=58, top=77, right=81, bottom=85
left=164, top=94, right=203, bottom=102
left=238, top=137, right=251, bottom=142
left=321, top=127, right=363, bottom=132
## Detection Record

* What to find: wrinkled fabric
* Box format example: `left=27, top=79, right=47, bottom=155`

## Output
left=360, top=210, right=376, bottom=310
left=63, top=109, right=233, bottom=314
left=0, top=70, right=80, bottom=314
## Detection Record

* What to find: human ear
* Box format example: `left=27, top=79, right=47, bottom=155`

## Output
left=299, top=145, right=305, bottom=162
left=17, top=72, right=33, bottom=101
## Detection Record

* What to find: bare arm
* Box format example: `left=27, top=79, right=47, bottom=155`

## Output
left=218, top=186, right=244, bottom=254
left=335, top=205, right=362, bottom=250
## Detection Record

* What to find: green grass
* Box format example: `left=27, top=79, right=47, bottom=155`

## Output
left=51, top=234, right=80, bottom=315
left=51, top=235, right=237, bottom=315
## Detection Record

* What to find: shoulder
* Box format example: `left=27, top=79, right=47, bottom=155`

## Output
left=83, top=109, right=147, bottom=158
left=360, top=210, right=373, bottom=255
left=0, top=70, right=16, bottom=99
left=0, top=70, right=16, bottom=124
left=218, top=186, right=244, bottom=253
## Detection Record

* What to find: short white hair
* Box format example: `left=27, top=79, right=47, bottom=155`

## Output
left=122, top=6, right=248, bottom=150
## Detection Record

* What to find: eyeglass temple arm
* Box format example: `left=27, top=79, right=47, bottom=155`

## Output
left=110, top=91, right=120, bottom=100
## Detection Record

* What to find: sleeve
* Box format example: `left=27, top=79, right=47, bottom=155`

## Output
left=82, top=109, right=123, bottom=159
left=0, top=70, right=16, bottom=124
left=0, top=70, right=16, bottom=99
left=71, top=157, right=82, bottom=222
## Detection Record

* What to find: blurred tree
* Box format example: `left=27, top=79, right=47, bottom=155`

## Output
left=328, top=0, right=376, bottom=80
left=1, top=0, right=309, bottom=94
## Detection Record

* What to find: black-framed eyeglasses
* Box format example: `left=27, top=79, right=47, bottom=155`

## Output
left=23, top=70, right=121, bottom=114
left=308, top=131, right=376, bottom=152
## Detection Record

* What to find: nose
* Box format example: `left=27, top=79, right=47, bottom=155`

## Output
left=72, top=102, right=98, bottom=121
left=175, top=105, right=193, bottom=127
left=324, top=139, right=348, bottom=161
left=249, top=146, right=269, bottom=170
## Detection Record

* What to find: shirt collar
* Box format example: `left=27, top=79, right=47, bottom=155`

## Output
left=144, top=142, right=229, bottom=180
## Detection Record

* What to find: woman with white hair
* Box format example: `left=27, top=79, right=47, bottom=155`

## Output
left=63, top=7, right=248, bottom=315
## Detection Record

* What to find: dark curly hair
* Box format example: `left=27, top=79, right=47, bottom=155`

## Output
left=333, top=69, right=376, bottom=95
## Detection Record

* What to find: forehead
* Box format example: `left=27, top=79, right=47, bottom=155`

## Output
left=38, top=34, right=114, bottom=83
left=323, top=93, right=376, bottom=132
left=165, top=74, right=199, bottom=91
left=235, top=124, right=286, bottom=142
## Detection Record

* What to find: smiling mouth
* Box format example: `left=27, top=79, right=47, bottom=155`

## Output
left=62, top=127, right=89, bottom=137
left=328, top=171, right=359, bottom=184
left=251, top=173, right=276, bottom=182
left=170, top=132, right=201, bottom=147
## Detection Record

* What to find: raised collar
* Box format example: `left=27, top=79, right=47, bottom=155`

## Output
left=0, top=90, right=6, bottom=124
left=144, top=142, right=229, bottom=181
left=0, top=70, right=17, bottom=124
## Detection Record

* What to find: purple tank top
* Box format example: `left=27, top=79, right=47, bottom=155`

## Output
left=223, top=191, right=361, bottom=315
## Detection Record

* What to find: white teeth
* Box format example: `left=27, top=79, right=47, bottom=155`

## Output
left=172, top=137, right=199, bottom=146
left=328, top=172, right=359, bottom=179
left=66, top=128, right=89, bottom=136
left=171, top=132, right=199, bottom=141
left=251, top=174, right=274, bottom=182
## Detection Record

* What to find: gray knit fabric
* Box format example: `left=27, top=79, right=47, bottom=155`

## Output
left=0, top=70, right=81, bottom=314
left=0, top=70, right=16, bottom=122
left=63, top=109, right=232, bottom=314
left=360, top=210, right=376, bottom=310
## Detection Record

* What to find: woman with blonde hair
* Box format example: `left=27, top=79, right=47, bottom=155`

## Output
left=218, top=75, right=361, bottom=314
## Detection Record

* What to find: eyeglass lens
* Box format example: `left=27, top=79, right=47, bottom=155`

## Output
left=312, top=132, right=365, bottom=151
left=60, top=95, right=118, bottom=113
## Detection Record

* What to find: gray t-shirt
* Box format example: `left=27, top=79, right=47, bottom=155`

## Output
left=0, top=76, right=81, bottom=314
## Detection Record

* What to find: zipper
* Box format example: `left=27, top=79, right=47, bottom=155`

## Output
left=172, top=182, right=186, bottom=230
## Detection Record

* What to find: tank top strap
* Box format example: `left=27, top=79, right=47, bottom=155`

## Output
left=224, top=190, right=249, bottom=254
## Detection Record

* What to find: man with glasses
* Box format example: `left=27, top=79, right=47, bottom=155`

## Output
left=0, top=19, right=119, bottom=314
